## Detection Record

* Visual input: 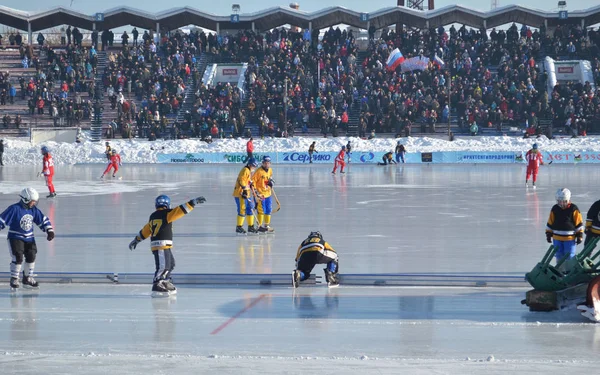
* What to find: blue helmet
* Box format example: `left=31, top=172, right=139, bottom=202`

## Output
left=341, top=145, right=346, bottom=150
left=41, top=146, right=49, bottom=154
left=533, top=143, right=538, bottom=150
left=155, top=195, right=171, bottom=209
left=247, top=157, right=258, bottom=167
left=262, top=155, right=271, bottom=163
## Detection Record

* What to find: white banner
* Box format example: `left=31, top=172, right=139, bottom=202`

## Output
left=214, top=65, right=244, bottom=83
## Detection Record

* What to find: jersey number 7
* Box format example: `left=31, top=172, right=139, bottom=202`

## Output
left=151, top=219, right=163, bottom=236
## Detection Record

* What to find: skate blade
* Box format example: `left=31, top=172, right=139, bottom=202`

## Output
left=581, top=309, right=599, bottom=322
left=327, top=283, right=340, bottom=288
left=151, top=291, right=176, bottom=298
left=292, top=271, right=298, bottom=288
left=22, top=285, right=39, bottom=290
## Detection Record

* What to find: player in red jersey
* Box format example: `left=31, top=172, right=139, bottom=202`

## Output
left=40, top=146, right=56, bottom=198
left=101, top=149, right=122, bottom=179
left=332, top=145, right=346, bottom=174
left=525, top=143, right=544, bottom=188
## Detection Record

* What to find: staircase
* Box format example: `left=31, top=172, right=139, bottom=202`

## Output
left=174, top=53, right=213, bottom=126
left=346, top=51, right=369, bottom=137
left=90, top=51, right=107, bottom=142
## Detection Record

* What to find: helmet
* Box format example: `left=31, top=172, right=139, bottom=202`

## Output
left=105, top=142, right=110, bottom=146
left=262, top=156, right=271, bottom=163
left=309, top=231, right=322, bottom=240
left=155, top=195, right=171, bottom=209
left=532, top=143, right=538, bottom=150
left=111, top=149, right=117, bottom=155
left=41, top=146, right=49, bottom=154
left=20, top=188, right=39, bottom=205
left=398, top=140, right=401, bottom=144
left=341, top=145, right=346, bottom=150
left=556, top=188, right=571, bottom=208
left=246, top=157, right=258, bottom=167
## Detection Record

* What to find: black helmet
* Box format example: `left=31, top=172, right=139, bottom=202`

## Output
left=309, top=231, right=322, bottom=240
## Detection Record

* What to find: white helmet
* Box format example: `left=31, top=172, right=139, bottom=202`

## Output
left=555, top=188, right=571, bottom=208
left=20, top=187, right=39, bottom=205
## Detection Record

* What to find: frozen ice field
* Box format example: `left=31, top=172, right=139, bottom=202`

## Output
left=1, top=163, right=600, bottom=374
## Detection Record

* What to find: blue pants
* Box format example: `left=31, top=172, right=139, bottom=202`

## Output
left=257, top=196, right=272, bottom=215
left=553, top=239, right=577, bottom=261
left=235, top=197, right=254, bottom=217
left=396, top=152, right=405, bottom=163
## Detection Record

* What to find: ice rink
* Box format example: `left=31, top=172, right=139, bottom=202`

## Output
left=1, top=163, right=600, bottom=373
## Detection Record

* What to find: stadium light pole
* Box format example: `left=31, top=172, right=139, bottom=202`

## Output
left=447, top=71, right=451, bottom=136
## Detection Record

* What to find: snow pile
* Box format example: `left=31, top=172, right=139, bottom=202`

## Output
left=1, top=134, right=600, bottom=165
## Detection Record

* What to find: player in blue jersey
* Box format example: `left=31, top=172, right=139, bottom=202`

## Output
left=0, top=188, right=54, bottom=290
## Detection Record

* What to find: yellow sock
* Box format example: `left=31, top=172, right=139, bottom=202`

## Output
left=247, top=215, right=255, bottom=227
left=236, top=216, right=244, bottom=226
left=257, top=214, right=264, bottom=226
left=264, top=215, right=271, bottom=225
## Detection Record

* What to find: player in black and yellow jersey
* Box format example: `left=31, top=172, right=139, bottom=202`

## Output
left=378, top=151, right=397, bottom=165
left=293, top=231, right=339, bottom=288
left=584, top=199, right=600, bottom=246
left=546, top=188, right=583, bottom=265
left=128, top=194, right=206, bottom=295
left=104, top=141, right=112, bottom=161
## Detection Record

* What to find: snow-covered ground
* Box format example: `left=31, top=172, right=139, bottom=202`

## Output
left=1, top=134, right=599, bottom=165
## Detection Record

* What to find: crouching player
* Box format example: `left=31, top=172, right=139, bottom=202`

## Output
left=293, top=231, right=339, bottom=288
left=129, top=194, right=206, bottom=296
left=0, top=188, right=54, bottom=290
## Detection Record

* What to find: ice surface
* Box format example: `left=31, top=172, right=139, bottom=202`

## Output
left=1, top=163, right=600, bottom=373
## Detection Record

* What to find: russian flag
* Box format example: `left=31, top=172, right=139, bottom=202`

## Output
left=433, top=55, right=445, bottom=69
left=386, top=48, right=405, bottom=71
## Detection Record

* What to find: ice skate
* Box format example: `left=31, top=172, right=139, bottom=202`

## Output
left=258, top=225, right=274, bottom=234
left=292, top=270, right=301, bottom=288
left=46, top=192, right=56, bottom=198
left=324, top=269, right=339, bottom=288
left=247, top=225, right=259, bottom=235
left=9, top=277, right=19, bottom=291
left=164, top=280, right=178, bottom=295
left=532, top=182, right=536, bottom=189
left=236, top=226, right=247, bottom=235
left=22, top=276, right=39, bottom=289
left=151, top=280, right=172, bottom=297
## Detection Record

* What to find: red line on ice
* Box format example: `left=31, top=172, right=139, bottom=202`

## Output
left=210, top=293, right=266, bottom=335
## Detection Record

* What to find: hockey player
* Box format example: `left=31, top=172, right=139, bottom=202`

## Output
left=128, top=194, right=206, bottom=295
left=331, top=145, right=346, bottom=174
left=293, top=231, right=339, bottom=288
left=252, top=156, right=275, bottom=233
left=101, top=149, right=122, bottom=179
left=525, top=143, right=544, bottom=188
left=346, top=141, right=352, bottom=163
left=584, top=199, right=600, bottom=246
left=395, top=141, right=406, bottom=163
left=233, top=157, right=259, bottom=234
left=41, top=146, right=56, bottom=198
left=105, top=141, right=112, bottom=161
left=378, top=152, right=397, bottom=165
left=546, top=188, right=584, bottom=264
left=308, top=141, right=317, bottom=163
left=0, top=188, right=54, bottom=290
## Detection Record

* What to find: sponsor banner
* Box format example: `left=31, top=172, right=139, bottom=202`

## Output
left=214, top=64, right=244, bottom=83
left=157, top=151, right=600, bottom=164
left=455, top=152, right=516, bottom=163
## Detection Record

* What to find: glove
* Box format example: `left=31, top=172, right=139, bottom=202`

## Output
left=576, top=235, right=583, bottom=245
left=241, top=190, right=249, bottom=199
left=129, top=238, right=141, bottom=251
left=546, top=232, right=552, bottom=243
left=46, top=230, right=55, bottom=241
left=247, top=198, right=255, bottom=210
left=189, top=196, right=206, bottom=206
left=267, top=178, right=274, bottom=187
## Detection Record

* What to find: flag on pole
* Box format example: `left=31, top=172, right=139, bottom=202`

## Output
left=386, top=48, right=405, bottom=71
left=400, top=56, right=430, bottom=72
left=433, top=55, right=445, bottom=69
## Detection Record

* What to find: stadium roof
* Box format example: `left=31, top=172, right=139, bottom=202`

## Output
left=0, top=4, right=599, bottom=32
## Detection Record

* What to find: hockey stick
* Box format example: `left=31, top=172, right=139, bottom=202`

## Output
left=272, top=187, right=281, bottom=213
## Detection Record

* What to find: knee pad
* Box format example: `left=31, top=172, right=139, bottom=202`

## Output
left=327, top=260, right=338, bottom=273
left=12, top=254, right=24, bottom=264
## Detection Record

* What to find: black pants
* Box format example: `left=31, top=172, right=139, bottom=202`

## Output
left=585, top=233, right=600, bottom=247
left=153, top=249, right=175, bottom=282
left=0, top=151, right=3, bottom=165
left=8, top=239, right=37, bottom=279
left=296, top=250, right=338, bottom=279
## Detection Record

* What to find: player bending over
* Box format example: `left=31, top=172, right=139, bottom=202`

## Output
left=293, top=231, right=339, bottom=288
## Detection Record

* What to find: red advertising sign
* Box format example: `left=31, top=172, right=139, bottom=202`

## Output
left=222, top=69, right=238, bottom=75
left=557, top=67, right=574, bottom=73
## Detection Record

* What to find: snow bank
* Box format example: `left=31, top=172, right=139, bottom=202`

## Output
left=1, top=134, right=599, bottom=165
